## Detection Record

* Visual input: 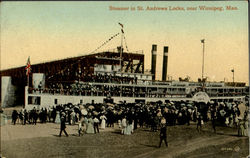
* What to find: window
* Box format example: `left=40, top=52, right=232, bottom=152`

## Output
left=35, top=97, right=41, bottom=105
left=80, top=100, right=83, bottom=104
left=28, top=96, right=41, bottom=105
left=28, top=96, right=32, bottom=105
left=54, top=99, right=58, bottom=105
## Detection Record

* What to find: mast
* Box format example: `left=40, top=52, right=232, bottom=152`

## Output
left=120, top=29, right=123, bottom=72
left=119, top=23, right=124, bottom=72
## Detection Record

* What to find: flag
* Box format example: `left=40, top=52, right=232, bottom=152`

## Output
left=231, top=69, right=234, bottom=72
left=118, top=22, right=123, bottom=28
left=25, top=56, right=31, bottom=76
left=201, top=39, right=205, bottom=43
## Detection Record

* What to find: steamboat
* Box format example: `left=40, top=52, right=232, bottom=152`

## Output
left=24, top=46, right=248, bottom=110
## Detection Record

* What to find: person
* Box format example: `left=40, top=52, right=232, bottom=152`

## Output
left=100, top=114, right=107, bottom=129
left=12, top=110, right=18, bottom=125
left=23, top=109, right=28, bottom=125
left=211, top=115, right=216, bottom=133
left=238, top=117, right=245, bottom=136
left=33, top=110, right=38, bottom=125
left=211, top=110, right=216, bottom=133
left=124, top=116, right=132, bottom=135
left=19, top=111, right=23, bottom=124
left=78, top=121, right=83, bottom=136
left=86, top=116, right=95, bottom=134
left=83, top=116, right=88, bottom=133
left=118, top=119, right=122, bottom=128
left=121, top=116, right=127, bottom=134
left=51, top=107, right=56, bottom=123
left=59, top=115, right=68, bottom=137
left=186, top=109, right=191, bottom=126
left=196, top=112, right=202, bottom=133
left=55, top=111, right=61, bottom=124
left=93, top=116, right=100, bottom=134
left=243, top=117, right=248, bottom=136
left=158, top=117, right=168, bottom=148
left=48, top=108, right=52, bottom=122
left=70, top=110, right=76, bottom=125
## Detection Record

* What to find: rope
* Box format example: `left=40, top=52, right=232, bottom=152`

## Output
left=90, top=32, right=120, bottom=54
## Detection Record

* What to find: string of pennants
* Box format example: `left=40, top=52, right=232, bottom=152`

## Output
left=90, top=32, right=120, bottom=54
left=48, top=32, right=121, bottom=80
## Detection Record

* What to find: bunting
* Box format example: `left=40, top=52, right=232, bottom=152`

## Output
left=118, top=23, right=123, bottom=28
left=91, top=32, right=120, bottom=54
left=119, top=23, right=124, bottom=34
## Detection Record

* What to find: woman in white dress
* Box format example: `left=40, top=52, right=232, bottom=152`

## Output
left=125, top=117, right=132, bottom=135
left=55, top=111, right=61, bottom=124
left=86, top=117, right=95, bottom=134
left=121, top=117, right=127, bottom=134
left=225, top=117, right=229, bottom=126
left=83, top=116, right=88, bottom=133
left=100, top=114, right=107, bottom=129
left=70, top=111, right=76, bottom=125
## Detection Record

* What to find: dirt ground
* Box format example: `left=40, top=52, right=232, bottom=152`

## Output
left=0, top=110, right=249, bottom=158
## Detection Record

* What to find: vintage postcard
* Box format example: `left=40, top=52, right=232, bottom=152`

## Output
left=0, top=1, right=249, bottom=158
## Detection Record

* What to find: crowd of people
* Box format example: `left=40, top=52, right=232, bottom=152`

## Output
left=11, top=108, right=53, bottom=125
left=11, top=100, right=248, bottom=139
left=86, top=73, right=137, bottom=84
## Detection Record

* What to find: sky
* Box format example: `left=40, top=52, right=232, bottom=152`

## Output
left=0, top=1, right=248, bottom=84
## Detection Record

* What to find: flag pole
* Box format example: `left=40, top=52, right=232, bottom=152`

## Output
left=119, top=23, right=124, bottom=72
left=232, top=68, right=234, bottom=83
left=27, top=74, right=29, bottom=87
left=201, top=39, right=205, bottom=80
left=26, top=56, right=31, bottom=88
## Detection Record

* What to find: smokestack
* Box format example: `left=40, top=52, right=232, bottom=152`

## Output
left=151, top=45, right=157, bottom=80
left=162, top=46, right=169, bottom=81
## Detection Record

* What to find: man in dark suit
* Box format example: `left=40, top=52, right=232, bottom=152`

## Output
left=59, top=115, right=68, bottom=137
left=12, top=110, right=18, bottom=125
left=196, top=112, right=202, bottom=133
left=159, top=117, right=168, bottom=148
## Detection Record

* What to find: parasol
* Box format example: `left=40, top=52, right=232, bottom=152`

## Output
left=107, top=106, right=114, bottom=110
left=81, top=109, right=88, bottom=115
left=181, top=103, right=185, bottom=107
left=88, top=105, right=95, bottom=110
left=79, top=105, right=84, bottom=110
left=93, top=111, right=99, bottom=116
left=107, top=103, right=115, bottom=107
left=187, top=104, right=193, bottom=108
